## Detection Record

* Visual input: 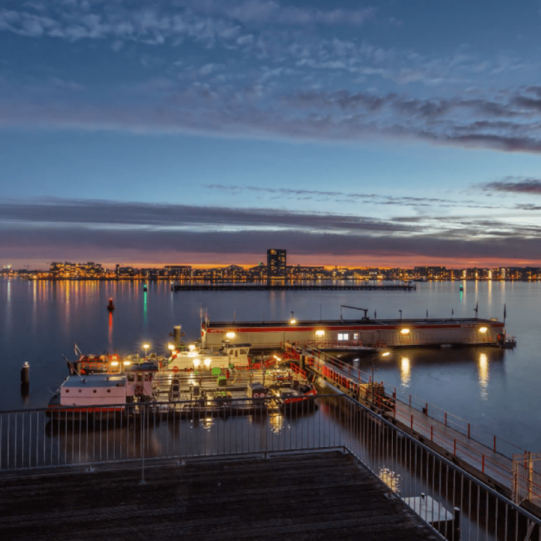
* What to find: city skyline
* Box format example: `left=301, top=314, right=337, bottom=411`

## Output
left=3, top=1, right=541, bottom=267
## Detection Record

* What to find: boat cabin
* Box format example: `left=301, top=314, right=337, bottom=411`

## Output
left=58, top=375, right=127, bottom=407
left=124, top=361, right=158, bottom=401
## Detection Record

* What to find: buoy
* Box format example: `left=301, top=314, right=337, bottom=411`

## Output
left=143, top=282, right=148, bottom=292
left=21, top=362, right=30, bottom=384
left=107, top=298, right=115, bottom=312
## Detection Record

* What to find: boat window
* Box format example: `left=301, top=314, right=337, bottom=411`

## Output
left=137, top=373, right=143, bottom=382
left=338, top=333, right=349, bottom=341
left=127, top=373, right=134, bottom=382
left=353, top=333, right=359, bottom=340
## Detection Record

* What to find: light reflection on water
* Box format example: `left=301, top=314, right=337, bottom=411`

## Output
left=400, top=357, right=411, bottom=387
left=478, top=353, right=489, bottom=400
left=2, top=279, right=541, bottom=451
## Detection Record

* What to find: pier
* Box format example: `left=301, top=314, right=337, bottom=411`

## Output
left=172, top=283, right=416, bottom=291
left=285, top=344, right=541, bottom=513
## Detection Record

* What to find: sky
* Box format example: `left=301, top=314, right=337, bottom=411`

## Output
left=2, top=0, right=541, bottom=269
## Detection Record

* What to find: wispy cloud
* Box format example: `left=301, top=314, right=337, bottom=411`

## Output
left=205, top=184, right=502, bottom=209
left=482, top=177, right=541, bottom=195
left=1, top=197, right=541, bottom=266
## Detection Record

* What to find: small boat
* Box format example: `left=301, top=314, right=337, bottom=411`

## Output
left=270, top=380, right=318, bottom=410
left=66, top=353, right=123, bottom=375
left=48, top=363, right=159, bottom=420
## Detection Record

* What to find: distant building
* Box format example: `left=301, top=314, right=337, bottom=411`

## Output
left=267, top=249, right=287, bottom=278
left=164, top=265, right=192, bottom=277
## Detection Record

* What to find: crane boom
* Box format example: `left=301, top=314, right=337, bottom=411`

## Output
left=340, top=305, right=369, bottom=320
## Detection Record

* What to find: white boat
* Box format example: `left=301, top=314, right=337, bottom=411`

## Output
left=166, top=342, right=252, bottom=372
left=47, top=362, right=159, bottom=419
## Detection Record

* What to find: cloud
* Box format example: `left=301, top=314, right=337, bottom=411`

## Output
left=0, top=197, right=420, bottom=234
left=482, top=177, right=541, bottom=194
left=1, top=197, right=541, bottom=266
left=205, top=184, right=502, bottom=210
left=178, top=0, right=376, bottom=27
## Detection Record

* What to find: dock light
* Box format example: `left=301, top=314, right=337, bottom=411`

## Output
left=110, top=361, right=119, bottom=367
left=188, top=344, right=196, bottom=351
left=381, top=352, right=391, bottom=357
left=315, top=330, right=325, bottom=337
left=479, top=327, right=488, bottom=333
left=204, top=358, right=212, bottom=368
left=289, top=319, right=297, bottom=324
left=226, top=332, right=236, bottom=338
left=123, top=361, right=131, bottom=366
left=274, top=355, right=282, bottom=361
left=400, top=328, right=410, bottom=335
left=168, top=344, right=175, bottom=351
left=193, top=359, right=201, bottom=368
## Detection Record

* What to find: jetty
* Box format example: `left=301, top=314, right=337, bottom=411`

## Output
left=172, top=283, right=416, bottom=291
left=284, top=344, right=541, bottom=514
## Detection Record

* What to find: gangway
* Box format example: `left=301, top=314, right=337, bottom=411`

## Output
left=282, top=342, right=541, bottom=514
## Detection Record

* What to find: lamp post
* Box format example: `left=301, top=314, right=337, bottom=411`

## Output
left=371, top=351, right=391, bottom=406
left=143, top=343, right=149, bottom=360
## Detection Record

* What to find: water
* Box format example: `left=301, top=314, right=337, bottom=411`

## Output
left=1, top=279, right=541, bottom=451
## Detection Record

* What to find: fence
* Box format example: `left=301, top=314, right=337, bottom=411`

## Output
left=1, top=395, right=541, bottom=540
left=514, top=453, right=541, bottom=506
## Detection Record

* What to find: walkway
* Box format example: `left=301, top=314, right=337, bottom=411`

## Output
left=0, top=452, right=438, bottom=541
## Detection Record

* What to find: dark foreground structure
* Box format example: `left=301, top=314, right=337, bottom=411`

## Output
left=0, top=452, right=438, bottom=541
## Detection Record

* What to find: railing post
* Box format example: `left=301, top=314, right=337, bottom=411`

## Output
left=140, top=405, right=146, bottom=485
left=493, top=435, right=496, bottom=452
left=411, top=414, right=414, bottom=429
left=445, top=412, right=447, bottom=426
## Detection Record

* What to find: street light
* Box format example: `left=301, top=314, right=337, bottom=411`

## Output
left=371, top=351, right=391, bottom=406
left=143, top=344, right=149, bottom=359
left=168, top=344, right=175, bottom=351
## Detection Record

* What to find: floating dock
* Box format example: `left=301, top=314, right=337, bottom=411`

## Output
left=171, top=283, right=416, bottom=291
left=203, top=317, right=506, bottom=349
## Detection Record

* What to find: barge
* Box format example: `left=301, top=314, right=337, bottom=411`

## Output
left=202, top=317, right=509, bottom=350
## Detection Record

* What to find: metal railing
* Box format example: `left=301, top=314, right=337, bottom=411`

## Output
left=1, top=395, right=541, bottom=539
left=297, top=345, right=526, bottom=457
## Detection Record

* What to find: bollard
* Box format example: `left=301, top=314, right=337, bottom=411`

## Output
left=21, top=362, right=30, bottom=384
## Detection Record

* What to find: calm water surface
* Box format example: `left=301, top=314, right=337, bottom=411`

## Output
left=1, top=279, right=540, bottom=450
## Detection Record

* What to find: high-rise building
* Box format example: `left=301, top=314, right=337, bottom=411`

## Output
left=267, top=249, right=287, bottom=278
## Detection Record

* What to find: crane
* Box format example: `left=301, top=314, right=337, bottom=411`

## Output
left=340, top=305, right=369, bottom=320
